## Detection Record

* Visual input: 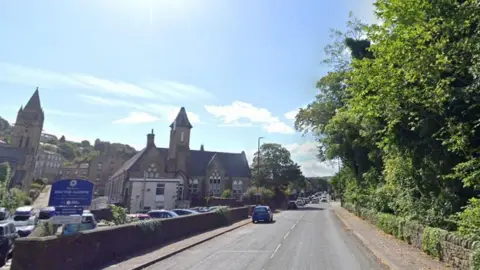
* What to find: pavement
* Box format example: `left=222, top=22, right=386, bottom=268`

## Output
left=31, top=184, right=51, bottom=211
left=331, top=201, right=448, bottom=270
left=139, top=203, right=385, bottom=270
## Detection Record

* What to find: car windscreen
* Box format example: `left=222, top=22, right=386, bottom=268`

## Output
left=254, top=207, right=268, bottom=213
left=39, top=211, right=53, bottom=220
left=13, top=215, right=30, bottom=221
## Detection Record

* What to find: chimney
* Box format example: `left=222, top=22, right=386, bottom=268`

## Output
left=147, top=129, right=155, bottom=147
left=200, top=144, right=204, bottom=151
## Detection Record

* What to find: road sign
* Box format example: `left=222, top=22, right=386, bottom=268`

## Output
left=56, top=206, right=83, bottom=216
left=48, top=179, right=94, bottom=207
left=52, top=215, right=82, bottom=225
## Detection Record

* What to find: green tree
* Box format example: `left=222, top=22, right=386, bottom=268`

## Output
left=221, top=189, right=232, bottom=199
left=251, top=143, right=304, bottom=188
left=59, top=135, right=66, bottom=143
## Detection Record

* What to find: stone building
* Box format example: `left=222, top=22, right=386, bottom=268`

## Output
left=106, top=107, right=252, bottom=212
left=0, top=88, right=44, bottom=191
left=57, top=163, right=89, bottom=180
left=87, top=154, right=131, bottom=197
left=33, top=149, right=64, bottom=183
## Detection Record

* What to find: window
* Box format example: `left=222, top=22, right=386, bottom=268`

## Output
left=180, top=131, right=184, bottom=142
left=97, top=162, right=103, bottom=170
left=177, top=184, right=183, bottom=200
left=146, top=164, right=158, bottom=178
left=156, top=183, right=165, bottom=195
left=233, top=180, right=244, bottom=195
left=209, top=170, right=221, bottom=196
left=189, top=179, right=199, bottom=195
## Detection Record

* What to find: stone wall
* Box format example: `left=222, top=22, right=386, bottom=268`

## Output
left=342, top=203, right=480, bottom=270
left=11, top=206, right=251, bottom=270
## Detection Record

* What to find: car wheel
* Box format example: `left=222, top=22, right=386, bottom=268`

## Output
left=252, top=219, right=256, bottom=224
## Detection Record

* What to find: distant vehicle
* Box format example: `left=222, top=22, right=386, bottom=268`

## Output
left=320, top=197, right=328, bottom=203
left=147, top=210, right=179, bottom=219
left=12, top=206, right=37, bottom=237
left=39, top=207, right=56, bottom=220
left=287, top=201, right=298, bottom=209
left=171, top=209, right=199, bottom=216
left=252, top=206, right=273, bottom=223
left=296, top=199, right=306, bottom=207
left=0, top=221, right=17, bottom=265
left=311, top=197, right=320, bottom=204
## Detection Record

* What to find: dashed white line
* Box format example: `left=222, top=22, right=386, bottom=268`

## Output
left=284, top=231, right=290, bottom=239
left=270, top=243, right=282, bottom=259
left=291, top=223, right=296, bottom=230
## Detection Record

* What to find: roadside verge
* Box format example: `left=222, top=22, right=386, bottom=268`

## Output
left=106, top=219, right=252, bottom=270
left=330, top=202, right=447, bottom=270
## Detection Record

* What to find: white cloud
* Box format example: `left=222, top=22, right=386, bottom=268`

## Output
left=244, top=141, right=338, bottom=177
left=284, top=110, right=298, bottom=120
left=204, top=101, right=294, bottom=134
left=113, top=112, right=160, bottom=124
left=80, top=95, right=201, bottom=125
left=0, top=62, right=213, bottom=100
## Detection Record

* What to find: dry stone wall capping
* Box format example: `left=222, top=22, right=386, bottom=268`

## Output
left=11, top=206, right=251, bottom=270
left=342, top=203, right=480, bottom=270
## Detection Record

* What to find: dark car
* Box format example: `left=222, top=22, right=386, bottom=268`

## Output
left=0, top=221, right=17, bottom=265
left=252, top=206, right=273, bottom=223
left=287, top=201, right=298, bottom=209
left=147, top=210, right=179, bottom=219
left=171, top=209, right=199, bottom=216
left=39, top=207, right=56, bottom=220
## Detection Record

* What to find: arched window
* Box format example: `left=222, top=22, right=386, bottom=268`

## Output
left=145, top=164, right=158, bottom=178
left=232, top=180, right=243, bottom=195
left=189, top=179, right=199, bottom=195
left=209, top=170, right=221, bottom=196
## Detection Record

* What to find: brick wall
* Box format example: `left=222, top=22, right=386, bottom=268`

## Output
left=11, top=206, right=250, bottom=270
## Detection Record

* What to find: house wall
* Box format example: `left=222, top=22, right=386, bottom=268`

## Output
left=128, top=178, right=181, bottom=213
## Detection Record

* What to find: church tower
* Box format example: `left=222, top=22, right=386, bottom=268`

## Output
left=11, top=88, right=44, bottom=191
left=168, top=107, right=192, bottom=164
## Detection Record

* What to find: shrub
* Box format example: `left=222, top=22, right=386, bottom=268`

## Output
left=214, top=206, right=230, bottom=226
left=455, top=197, right=480, bottom=240
left=422, top=226, right=448, bottom=259
left=109, top=204, right=128, bottom=225
left=221, top=189, right=232, bottom=199
left=31, top=182, right=44, bottom=190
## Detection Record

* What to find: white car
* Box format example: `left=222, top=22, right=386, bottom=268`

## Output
left=296, top=199, right=306, bottom=206
left=311, top=197, right=320, bottom=204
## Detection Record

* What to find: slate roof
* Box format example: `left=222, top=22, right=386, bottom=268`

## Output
left=169, top=107, right=192, bottom=129
left=111, top=147, right=251, bottom=179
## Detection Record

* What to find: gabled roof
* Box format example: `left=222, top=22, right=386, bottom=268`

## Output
left=169, top=107, right=192, bottom=129
left=111, top=148, right=146, bottom=178
left=187, top=150, right=251, bottom=177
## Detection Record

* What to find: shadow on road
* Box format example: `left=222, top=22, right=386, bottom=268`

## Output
left=253, top=220, right=277, bottom=224
left=287, top=206, right=326, bottom=211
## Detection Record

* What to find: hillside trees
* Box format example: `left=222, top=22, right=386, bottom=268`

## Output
left=297, top=0, right=480, bottom=229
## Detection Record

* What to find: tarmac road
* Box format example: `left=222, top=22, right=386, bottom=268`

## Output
left=145, top=203, right=386, bottom=270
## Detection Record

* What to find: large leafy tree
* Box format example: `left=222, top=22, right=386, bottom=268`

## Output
left=251, top=143, right=304, bottom=188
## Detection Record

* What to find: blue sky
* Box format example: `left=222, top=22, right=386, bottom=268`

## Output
left=0, top=0, right=375, bottom=177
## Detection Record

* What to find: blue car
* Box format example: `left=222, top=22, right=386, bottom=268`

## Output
left=252, top=206, right=273, bottom=223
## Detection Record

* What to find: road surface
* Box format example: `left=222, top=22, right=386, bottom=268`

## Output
left=145, top=203, right=386, bottom=270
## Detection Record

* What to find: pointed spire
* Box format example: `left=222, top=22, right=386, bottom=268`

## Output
left=200, top=144, right=204, bottom=151
left=24, top=87, right=42, bottom=111
left=169, top=107, right=193, bottom=129
left=18, top=106, right=23, bottom=113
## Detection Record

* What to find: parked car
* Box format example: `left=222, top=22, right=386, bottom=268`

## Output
left=147, top=210, right=179, bottom=219
left=296, top=199, right=306, bottom=207
left=252, top=206, right=273, bottom=223
left=0, top=221, right=17, bottom=265
left=311, top=197, right=320, bottom=204
left=320, top=197, right=328, bottom=203
left=171, top=209, right=199, bottom=216
left=63, top=210, right=98, bottom=236
left=127, top=214, right=151, bottom=220
left=12, top=206, right=37, bottom=237
left=0, top=208, right=10, bottom=221
left=39, top=207, right=56, bottom=220
left=287, top=201, right=298, bottom=209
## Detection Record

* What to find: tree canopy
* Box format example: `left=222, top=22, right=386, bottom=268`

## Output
left=297, top=0, right=480, bottom=232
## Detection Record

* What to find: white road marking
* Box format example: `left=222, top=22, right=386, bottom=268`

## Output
left=270, top=243, right=281, bottom=259
left=291, top=223, right=296, bottom=229
left=218, top=250, right=273, bottom=253
left=284, top=231, right=290, bottom=239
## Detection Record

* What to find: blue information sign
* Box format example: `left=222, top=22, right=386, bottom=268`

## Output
left=48, top=179, right=94, bottom=207
left=56, top=206, right=84, bottom=216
